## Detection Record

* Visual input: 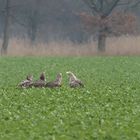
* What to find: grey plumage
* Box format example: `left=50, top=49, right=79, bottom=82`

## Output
left=18, top=75, right=33, bottom=88
left=46, top=73, right=62, bottom=88
left=66, top=71, right=84, bottom=88
left=31, top=72, right=46, bottom=88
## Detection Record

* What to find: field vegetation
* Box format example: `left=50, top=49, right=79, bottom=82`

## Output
left=1, top=35, right=140, bottom=56
left=0, top=57, right=140, bottom=139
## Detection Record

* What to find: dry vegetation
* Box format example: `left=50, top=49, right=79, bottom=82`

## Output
left=1, top=35, right=140, bottom=56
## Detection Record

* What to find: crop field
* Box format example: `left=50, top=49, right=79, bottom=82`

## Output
left=0, top=57, right=140, bottom=140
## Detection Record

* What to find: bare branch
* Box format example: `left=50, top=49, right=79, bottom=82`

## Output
left=120, top=0, right=140, bottom=12
left=103, top=0, right=120, bottom=17
left=82, top=0, right=100, bottom=14
left=117, top=1, right=131, bottom=6
left=10, top=14, right=28, bottom=28
left=130, top=0, right=140, bottom=8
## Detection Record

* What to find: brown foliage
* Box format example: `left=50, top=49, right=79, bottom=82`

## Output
left=79, top=12, right=137, bottom=36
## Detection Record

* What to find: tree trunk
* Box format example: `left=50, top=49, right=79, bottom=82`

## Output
left=27, top=0, right=39, bottom=45
left=98, top=31, right=106, bottom=52
left=1, top=0, right=10, bottom=55
left=27, top=19, right=37, bottom=46
left=31, top=20, right=37, bottom=43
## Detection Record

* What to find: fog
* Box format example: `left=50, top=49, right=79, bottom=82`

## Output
left=0, top=0, right=140, bottom=55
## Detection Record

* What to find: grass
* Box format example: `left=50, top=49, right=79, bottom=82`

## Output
left=1, top=35, right=140, bottom=56
left=0, top=56, right=140, bottom=140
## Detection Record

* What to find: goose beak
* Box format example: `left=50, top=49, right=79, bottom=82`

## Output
left=66, top=71, right=71, bottom=74
left=42, top=71, right=45, bottom=74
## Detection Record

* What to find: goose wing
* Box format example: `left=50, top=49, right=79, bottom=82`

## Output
left=46, top=81, right=61, bottom=88
left=32, top=80, right=46, bottom=88
left=69, top=79, right=84, bottom=88
left=18, top=80, right=32, bottom=88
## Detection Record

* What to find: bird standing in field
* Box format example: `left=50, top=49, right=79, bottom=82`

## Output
left=18, top=75, right=33, bottom=88
left=32, top=72, right=46, bottom=88
left=46, top=73, right=62, bottom=88
left=66, top=71, right=84, bottom=88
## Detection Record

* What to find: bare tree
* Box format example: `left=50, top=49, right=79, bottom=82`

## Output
left=82, top=0, right=140, bottom=52
left=13, top=0, right=44, bottom=45
left=27, top=0, right=40, bottom=44
left=1, top=0, right=11, bottom=55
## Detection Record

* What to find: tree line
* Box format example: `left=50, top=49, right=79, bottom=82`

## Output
left=0, top=0, right=140, bottom=55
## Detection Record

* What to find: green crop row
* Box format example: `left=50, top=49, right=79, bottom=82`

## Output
left=0, top=57, right=140, bottom=140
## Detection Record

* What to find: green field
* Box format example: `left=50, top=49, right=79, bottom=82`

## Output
left=0, top=57, right=140, bottom=140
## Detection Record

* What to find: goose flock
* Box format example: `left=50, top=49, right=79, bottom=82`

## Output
left=18, top=71, right=84, bottom=89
